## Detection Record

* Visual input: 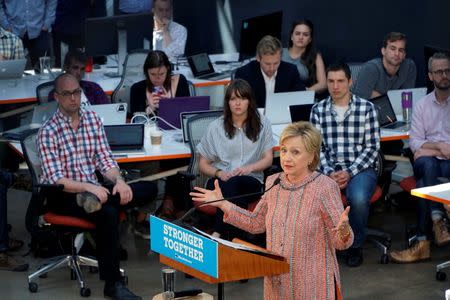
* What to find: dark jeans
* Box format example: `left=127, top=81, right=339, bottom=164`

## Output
left=343, top=168, right=377, bottom=248
left=46, top=181, right=157, bottom=283
left=0, top=170, right=14, bottom=252
left=22, top=31, right=52, bottom=71
left=52, top=30, right=84, bottom=68
left=206, top=176, right=263, bottom=236
left=414, top=156, right=450, bottom=238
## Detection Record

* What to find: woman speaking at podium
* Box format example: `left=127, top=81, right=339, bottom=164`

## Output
left=191, top=122, right=353, bottom=299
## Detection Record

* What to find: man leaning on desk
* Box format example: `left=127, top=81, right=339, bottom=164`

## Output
left=390, top=52, right=450, bottom=263
left=0, top=26, right=25, bottom=60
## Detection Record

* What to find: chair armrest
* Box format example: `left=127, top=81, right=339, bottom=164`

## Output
left=37, top=183, right=64, bottom=193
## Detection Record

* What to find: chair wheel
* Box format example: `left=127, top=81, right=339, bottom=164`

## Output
left=436, top=271, right=447, bottom=281
left=379, top=254, right=389, bottom=264
left=28, top=282, right=38, bottom=293
left=80, top=287, right=91, bottom=297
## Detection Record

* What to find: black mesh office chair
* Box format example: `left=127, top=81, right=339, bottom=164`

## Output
left=35, top=81, right=55, bottom=104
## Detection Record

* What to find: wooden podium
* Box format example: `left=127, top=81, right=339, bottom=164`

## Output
left=160, top=238, right=289, bottom=299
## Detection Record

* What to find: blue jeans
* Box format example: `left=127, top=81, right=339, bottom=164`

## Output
left=414, top=156, right=450, bottom=238
left=344, top=168, right=377, bottom=248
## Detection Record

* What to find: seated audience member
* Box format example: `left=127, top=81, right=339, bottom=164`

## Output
left=38, top=73, right=157, bottom=299
left=0, top=27, right=25, bottom=60
left=234, top=35, right=306, bottom=108
left=310, top=62, right=380, bottom=267
left=0, top=0, right=56, bottom=71
left=197, top=79, right=274, bottom=238
left=282, top=19, right=327, bottom=94
left=49, top=49, right=110, bottom=105
left=119, top=0, right=152, bottom=14
left=0, top=170, right=28, bottom=272
left=390, top=53, right=450, bottom=263
left=152, top=0, right=187, bottom=61
left=352, top=32, right=417, bottom=100
left=130, top=50, right=189, bottom=116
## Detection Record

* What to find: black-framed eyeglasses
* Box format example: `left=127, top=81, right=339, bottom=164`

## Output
left=55, top=89, right=82, bottom=98
left=431, top=68, right=450, bottom=77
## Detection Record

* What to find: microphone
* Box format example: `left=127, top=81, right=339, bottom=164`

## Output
left=175, top=176, right=281, bottom=224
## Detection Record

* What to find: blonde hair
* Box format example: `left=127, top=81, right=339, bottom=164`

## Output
left=280, top=121, right=321, bottom=171
left=256, top=35, right=282, bottom=57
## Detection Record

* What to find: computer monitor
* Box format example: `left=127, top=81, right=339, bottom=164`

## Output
left=85, top=13, right=153, bottom=75
left=238, top=11, right=283, bottom=61
left=424, top=45, right=450, bottom=91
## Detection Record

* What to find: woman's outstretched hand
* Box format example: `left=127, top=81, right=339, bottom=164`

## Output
left=190, top=179, right=225, bottom=208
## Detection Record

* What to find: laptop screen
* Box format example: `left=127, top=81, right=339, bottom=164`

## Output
left=369, top=94, right=397, bottom=127
left=187, top=53, right=215, bottom=77
left=0, top=59, right=27, bottom=79
left=104, top=124, right=144, bottom=150
left=89, top=103, right=127, bottom=125
left=158, top=96, right=210, bottom=130
left=289, top=104, right=314, bottom=122
left=265, top=90, right=315, bottom=124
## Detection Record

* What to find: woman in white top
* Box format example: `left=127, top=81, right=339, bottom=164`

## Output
left=282, top=19, right=327, bottom=94
left=196, top=79, right=274, bottom=238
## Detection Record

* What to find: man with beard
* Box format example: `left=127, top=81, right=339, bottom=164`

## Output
left=352, top=32, right=416, bottom=100
left=390, top=52, right=450, bottom=263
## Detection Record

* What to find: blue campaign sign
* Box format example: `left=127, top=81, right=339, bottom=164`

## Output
left=150, top=216, right=218, bottom=278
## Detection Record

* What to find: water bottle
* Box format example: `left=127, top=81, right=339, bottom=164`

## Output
left=401, top=91, right=413, bottom=123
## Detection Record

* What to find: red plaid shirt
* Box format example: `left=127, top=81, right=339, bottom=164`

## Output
left=38, top=108, right=118, bottom=184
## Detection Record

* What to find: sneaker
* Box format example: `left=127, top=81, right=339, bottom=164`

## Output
left=433, top=218, right=450, bottom=246
left=390, top=240, right=431, bottom=263
left=76, top=192, right=102, bottom=213
left=104, top=281, right=142, bottom=300
left=134, top=221, right=150, bottom=240
left=0, top=252, right=29, bottom=272
left=346, top=247, right=363, bottom=267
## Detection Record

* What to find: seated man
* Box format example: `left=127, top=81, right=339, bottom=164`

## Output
left=352, top=32, right=417, bottom=100
left=38, top=73, right=157, bottom=299
left=390, top=52, right=450, bottom=263
left=0, top=27, right=25, bottom=60
left=310, top=62, right=380, bottom=267
left=234, top=35, right=305, bottom=108
left=152, top=0, right=187, bottom=61
left=49, top=49, right=110, bottom=106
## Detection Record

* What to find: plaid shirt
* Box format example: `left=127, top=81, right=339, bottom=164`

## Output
left=310, top=94, right=380, bottom=177
left=38, top=108, right=118, bottom=185
left=0, top=27, right=25, bottom=59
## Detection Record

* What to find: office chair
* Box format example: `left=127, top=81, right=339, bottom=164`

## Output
left=341, top=152, right=392, bottom=264
left=347, top=62, right=365, bottom=87
left=111, top=49, right=149, bottom=112
left=35, top=81, right=55, bottom=104
left=21, top=130, right=125, bottom=297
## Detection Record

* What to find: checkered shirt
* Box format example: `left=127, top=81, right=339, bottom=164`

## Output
left=310, top=94, right=380, bottom=177
left=38, top=108, right=118, bottom=184
left=0, top=28, right=25, bottom=59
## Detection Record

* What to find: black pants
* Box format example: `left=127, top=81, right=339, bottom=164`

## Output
left=46, top=181, right=157, bottom=283
left=0, top=170, right=14, bottom=252
left=22, top=31, right=52, bottom=72
left=206, top=176, right=263, bottom=236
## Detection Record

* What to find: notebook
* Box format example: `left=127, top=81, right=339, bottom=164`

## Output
left=158, top=96, right=210, bottom=130
left=265, top=90, right=315, bottom=125
left=187, top=53, right=231, bottom=80
left=0, top=59, right=27, bottom=79
left=180, top=110, right=223, bottom=143
left=370, top=94, right=408, bottom=130
left=387, top=87, right=427, bottom=115
left=289, top=104, right=314, bottom=122
left=104, top=124, right=145, bottom=157
left=89, top=103, right=127, bottom=125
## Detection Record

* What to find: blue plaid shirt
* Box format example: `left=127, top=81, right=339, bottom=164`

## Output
left=310, top=94, right=380, bottom=177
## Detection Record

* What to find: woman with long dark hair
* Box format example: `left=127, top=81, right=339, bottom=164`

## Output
left=196, top=79, right=274, bottom=238
left=282, top=19, right=327, bottom=93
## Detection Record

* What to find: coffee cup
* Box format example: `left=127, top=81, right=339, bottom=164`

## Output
left=150, top=130, right=162, bottom=145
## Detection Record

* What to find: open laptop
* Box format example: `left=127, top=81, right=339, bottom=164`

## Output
left=265, top=90, right=315, bottom=125
left=158, top=96, right=210, bottom=130
left=88, top=103, right=127, bottom=125
left=289, top=104, right=314, bottom=122
left=0, top=59, right=27, bottom=79
left=187, top=53, right=231, bottom=81
left=370, top=94, right=408, bottom=130
left=104, top=124, right=145, bottom=157
left=180, top=110, right=223, bottom=143
left=387, top=87, right=427, bottom=115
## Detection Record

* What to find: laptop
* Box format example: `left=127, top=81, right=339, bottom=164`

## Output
left=1, top=101, right=58, bottom=140
left=265, top=90, right=315, bottom=125
left=387, top=87, right=427, bottom=115
left=158, top=96, right=210, bottom=130
left=88, top=103, right=127, bottom=125
left=370, top=94, right=408, bottom=130
left=289, top=104, right=314, bottom=122
left=187, top=53, right=231, bottom=81
left=104, top=124, right=145, bottom=157
left=180, top=110, right=223, bottom=143
left=0, top=59, right=27, bottom=79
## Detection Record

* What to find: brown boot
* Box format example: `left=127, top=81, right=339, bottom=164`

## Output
left=390, top=240, right=431, bottom=263
left=0, top=252, right=29, bottom=272
left=433, top=218, right=450, bottom=246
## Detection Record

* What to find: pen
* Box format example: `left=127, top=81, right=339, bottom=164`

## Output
left=386, top=115, right=394, bottom=123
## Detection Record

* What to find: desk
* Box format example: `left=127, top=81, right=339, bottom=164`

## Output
left=411, top=183, right=450, bottom=205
